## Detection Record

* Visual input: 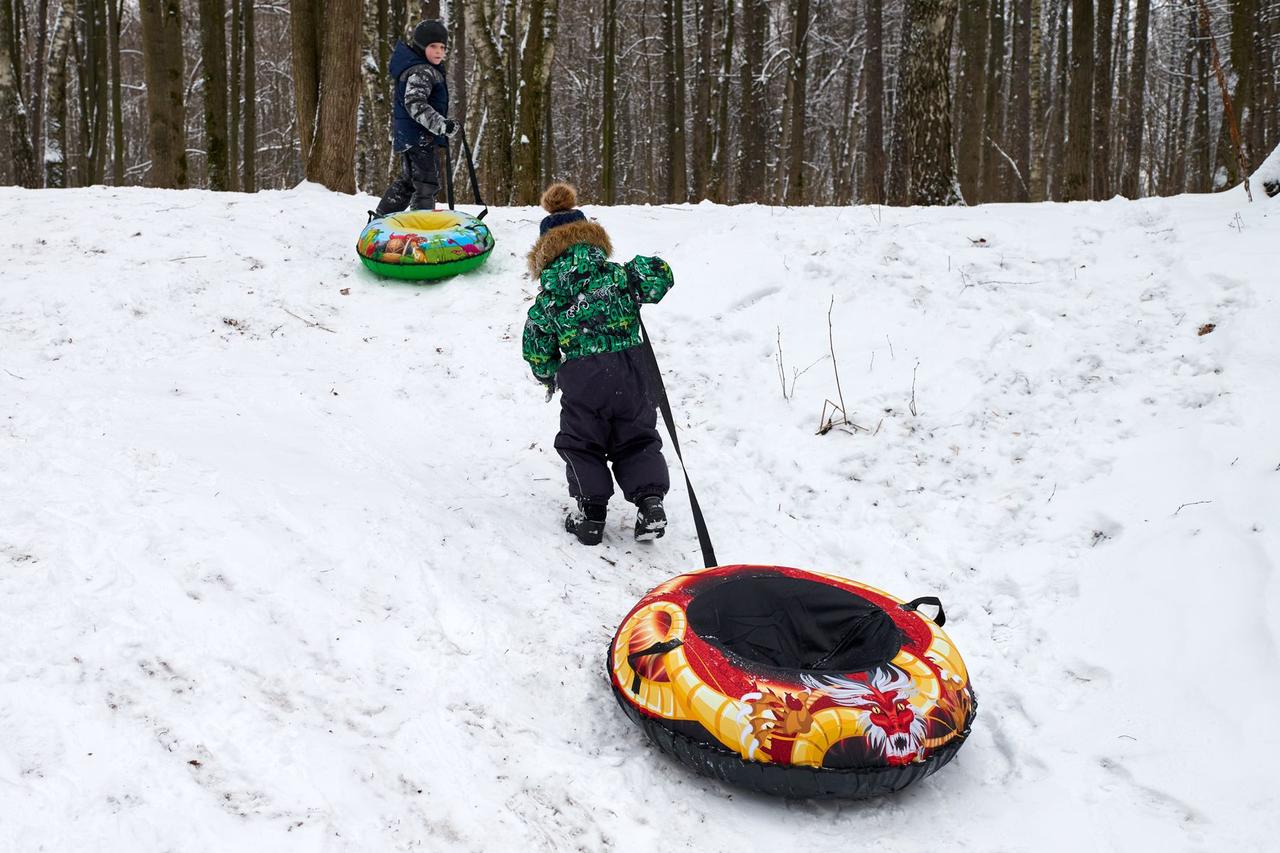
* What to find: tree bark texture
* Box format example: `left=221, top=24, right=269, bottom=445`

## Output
left=862, top=0, right=886, bottom=204
left=1119, top=0, right=1148, bottom=197
left=1010, top=0, right=1032, bottom=200
left=738, top=0, right=767, bottom=202
left=602, top=0, right=617, bottom=203
left=199, top=0, right=230, bottom=190
left=979, top=0, right=1005, bottom=202
left=954, top=0, right=988, bottom=203
left=783, top=0, right=809, bottom=204
left=1090, top=0, right=1113, bottom=198
left=305, top=0, right=363, bottom=192
left=710, top=0, right=735, bottom=202
left=289, top=0, right=323, bottom=166
left=1062, top=0, right=1093, bottom=201
left=242, top=0, right=256, bottom=191
left=896, top=0, right=960, bottom=205
left=664, top=0, right=688, bottom=200
left=229, top=0, right=241, bottom=190
left=46, top=0, right=75, bottom=186
left=692, top=0, right=714, bottom=198
left=0, top=0, right=38, bottom=186
left=107, top=0, right=124, bottom=184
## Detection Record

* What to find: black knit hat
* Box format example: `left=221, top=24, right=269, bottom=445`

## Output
left=539, top=183, right=586, bottom=234
left=412, top=19, right=448, bottom=50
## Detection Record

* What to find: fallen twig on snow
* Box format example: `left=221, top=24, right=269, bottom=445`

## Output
left=909, top=362, right=920, bottom=416
left=282, top=308, right=336, bottom=334
left=1173, top=500, right=1213, bottom=516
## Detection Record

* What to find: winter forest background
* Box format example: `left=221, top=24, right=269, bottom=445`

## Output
left=0, top=0, right=1278, bottom=207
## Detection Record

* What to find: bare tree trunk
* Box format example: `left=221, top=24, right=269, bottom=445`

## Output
left=0, top=0, right=38, bottom=185
left=1190, top=4, right=1211, bottom=191
left=513, top=0, right=560, bottom=204
left=138, top=0, right=187, bottom=188
left=1029, top=0, right=1044, bottom=199
left=31, top=0, right=48, bottom=176
left=107, top=0, right=123, bottom=184
left=979, top=0, right=1005, bottom=201
left=1119, top=0, right=1148, bottom=197
left=46, top=0, right=75, bottom=187
left=1090, top=0, right=1113, bottom=197
left=894, top=0, right=960, bottom=205
left=783, top=0, right=810, bottom=204
left=863, top=0, right=886, bottom=204
left=467, top=2, right=513, bottom=201
left=242, top=0, right=255, bottom=191
left=710, top=0, right=734, bottom=202
left=305, top=0, right=362, bottom=192
left=87, top=0, right=110, bottom=183
left=1110, top=0, right=1128, bottom=190
left=691, top=0, right=713, bottom=199
left=1046, top=0, right=1068, bottom=198
left=1230, top=0, right=1259, bottom=169
left=448, top=0, right=465, bottom=189
left=664, top=0, right=688, bottom=201
left=199, top=0, right=229, bottom=190
left=1009, top=0, right=1032, bottom=200
left=1172, top=6, right=1194, bottom=192
left=1062, top=0, right=1092, bottom=201
left=955, top=0, right=988, bottom=203
left=290, top=0, right=322, bottom=166
left=887, top=1, right=910, bottom=203
left=229, top=0, right=241, bottom=190
left=737, top=0, right=767, bottom=202
left=602, top=0, right=617, bottom=203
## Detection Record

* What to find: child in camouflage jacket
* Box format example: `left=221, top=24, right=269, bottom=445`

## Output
left=523, top=183, right=675, bottom=546
left=371, top=19, right=458, bottom=219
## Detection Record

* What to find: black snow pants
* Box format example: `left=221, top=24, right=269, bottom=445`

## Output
left=375, top=143, right=441, bottom=215
left=554, top=347, right=670, bottom=505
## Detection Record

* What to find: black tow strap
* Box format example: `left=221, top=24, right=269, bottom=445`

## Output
left=627, top=638, right=684, bottom=693
left=638, top=316, right=717, bottom=569
left=446, top=125, right=487, bottom=220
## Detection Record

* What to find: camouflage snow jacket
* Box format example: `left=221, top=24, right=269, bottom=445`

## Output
left=522, top=245, right=674, bottom=381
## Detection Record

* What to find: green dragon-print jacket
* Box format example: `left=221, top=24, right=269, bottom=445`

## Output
left=522, top=245, right=674, bottom=381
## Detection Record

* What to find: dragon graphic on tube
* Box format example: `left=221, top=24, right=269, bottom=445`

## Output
left=802, top=666, right=927, bottom=765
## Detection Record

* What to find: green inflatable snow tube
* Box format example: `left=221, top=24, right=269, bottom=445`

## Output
left=356, top=209, right=494, bottom=281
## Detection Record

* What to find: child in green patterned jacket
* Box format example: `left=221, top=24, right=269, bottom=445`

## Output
left=523, top=183, right=674, bottom=546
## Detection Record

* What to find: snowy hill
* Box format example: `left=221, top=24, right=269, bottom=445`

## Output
left=1, top=184, right=1277, bottom=851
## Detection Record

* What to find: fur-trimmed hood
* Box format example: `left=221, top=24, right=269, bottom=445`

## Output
left=527, top=218, right=614, bottom=279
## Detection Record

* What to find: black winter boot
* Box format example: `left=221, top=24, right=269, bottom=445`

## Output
left=634, top=495, right=667, bottom=541
left=565, top=500, right=608, bottom=546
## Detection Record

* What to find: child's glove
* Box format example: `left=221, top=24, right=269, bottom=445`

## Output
left=539, top=375, right=557, bottom=402
left=443, top=119, right=460, bottom=136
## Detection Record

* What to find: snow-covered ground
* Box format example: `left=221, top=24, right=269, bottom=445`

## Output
left=1, top=181, right=1276, bottom=852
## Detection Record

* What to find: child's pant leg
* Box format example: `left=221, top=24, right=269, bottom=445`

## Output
left=608, top=349, right=670, bottom=502
left=405, top=145, right=440, bottom=210
left=554, top=366, right=614, bottom=502
left=375, top=145, right=439, bottom=215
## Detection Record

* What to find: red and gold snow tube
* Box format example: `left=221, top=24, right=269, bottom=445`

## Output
left=608, top=564, right=976, bottom=798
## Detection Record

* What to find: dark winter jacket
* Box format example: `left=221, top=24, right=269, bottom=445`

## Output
left=390, top=41, right=448, bottom=150
left=522, top=219, right=674, bottom=381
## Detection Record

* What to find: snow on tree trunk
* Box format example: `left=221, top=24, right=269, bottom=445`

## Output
left=44, top=0, right=75, bottom=188
left=895, top=0, right=961, bottom=206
